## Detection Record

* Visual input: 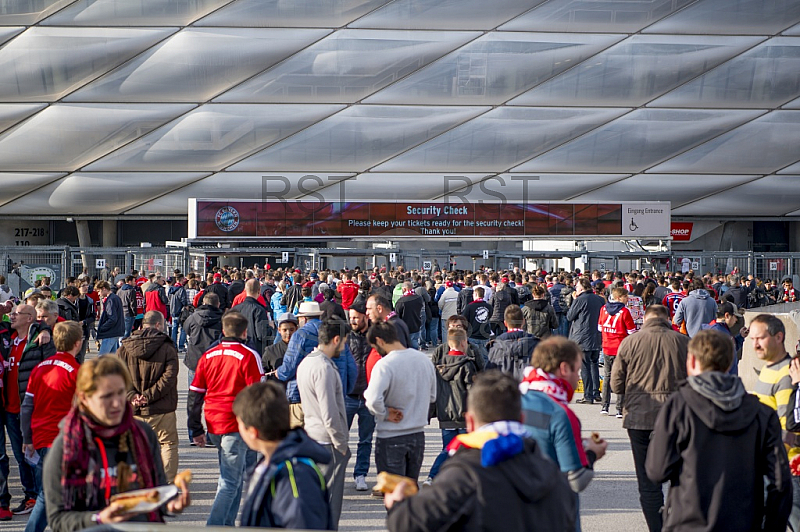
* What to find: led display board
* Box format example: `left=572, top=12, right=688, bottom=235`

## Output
left=189, top=199, right=670, bottom=240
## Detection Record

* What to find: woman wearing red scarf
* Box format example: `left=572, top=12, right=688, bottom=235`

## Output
left=42, top=356, right=189, bottom=532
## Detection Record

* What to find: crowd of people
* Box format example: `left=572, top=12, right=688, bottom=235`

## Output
left=0, top=262, right=798, bottom=531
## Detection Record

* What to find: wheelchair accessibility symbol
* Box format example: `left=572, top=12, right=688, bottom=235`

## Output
left=629, top=218, right=639, bottom=232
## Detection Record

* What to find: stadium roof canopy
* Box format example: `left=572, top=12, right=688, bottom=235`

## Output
left=0, top=0, right=799, bottom=217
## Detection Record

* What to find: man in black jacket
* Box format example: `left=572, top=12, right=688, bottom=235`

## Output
left=183, top=292, right=223, bottom=442
left=206, top=273, right=230, bottom=310
left=227, top=272, right=245, bottom=304
left=384, top=371, right=575, bottom=531
left=568, top=278, right=605, bottom=404
left=55, top=286, right=80, bottom=323
left=646, top=329, right=792, bottom=532
left=395, top=282, right=424, bottom=349
left=233, top=279, right=271, bottom=355
left=280, top=273, right=304, bottom=316
left=345, top=301, right=374, bottom=492
left=319, top=288, right=347, bottom=322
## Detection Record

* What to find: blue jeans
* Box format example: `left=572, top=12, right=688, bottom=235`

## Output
left=123, top=316, right=134, bottom=339
left=790, top=475, right=800, bottom=532
left=2, top=412, right=36, bottom=501
left=409, top=330, right=420, bottom=350
left=98, top=337, right=120, bottom=355
left=426, top=318, right=440, bottom=347
left=345, top=395, right=375, bottom=479
left=24, top=448, right=48, bottom=532
left=428, top=428, right=466, bottom=479
left=206, top=432, right=257, bottom=526
left=554, top=313, right=570, bottom=337
left=170, top=323, right=186, bottom=350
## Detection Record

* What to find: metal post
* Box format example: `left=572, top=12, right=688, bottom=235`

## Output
left=62, top=246, right=70, bottom=289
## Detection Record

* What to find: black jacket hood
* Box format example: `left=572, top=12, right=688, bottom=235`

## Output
left=195, top=304, right=223, bottom=326
left=680, top=373, right=757, bottom=432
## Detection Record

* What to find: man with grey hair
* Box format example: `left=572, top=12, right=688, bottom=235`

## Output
left=33, top=300, right=59, bottom=329
left=116, top=310, right=180, bottom=481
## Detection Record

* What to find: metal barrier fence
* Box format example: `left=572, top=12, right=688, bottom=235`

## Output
left=0, top=246, right=191, bottom=295
left=1, top=247, right=800, bottom=297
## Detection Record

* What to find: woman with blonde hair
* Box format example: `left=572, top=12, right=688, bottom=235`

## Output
left=43, top=356, right=189, bottom=532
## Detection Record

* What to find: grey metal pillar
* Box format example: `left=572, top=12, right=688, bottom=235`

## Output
left=75, top=219, right=93, bottom=273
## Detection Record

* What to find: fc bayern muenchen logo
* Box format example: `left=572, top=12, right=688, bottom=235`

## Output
left=215, top=206, right=240, bottom=232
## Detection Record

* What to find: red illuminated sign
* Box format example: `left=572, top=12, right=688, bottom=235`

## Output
left=190, top=200, right=669, bottom=240
left=670, top=222, right=693, bottom=241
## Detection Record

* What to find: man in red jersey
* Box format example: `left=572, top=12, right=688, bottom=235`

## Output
left=598, top=287, right=636, bottom=418
left=188, top=311, right=263, bottom=527
left=20, top=321, right=81, bottom=532
left=337, top=272, right=359, bottom=311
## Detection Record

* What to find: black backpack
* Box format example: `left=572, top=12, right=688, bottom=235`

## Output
left=178, top=304, right=195, bottom=326
left=486, top=334, right=539, bottom=381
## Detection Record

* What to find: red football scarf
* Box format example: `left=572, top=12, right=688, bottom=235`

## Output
left=519, top=366, right=574, bottom=403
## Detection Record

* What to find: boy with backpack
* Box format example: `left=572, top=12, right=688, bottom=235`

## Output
left=236, top=381, right=333, bottom=529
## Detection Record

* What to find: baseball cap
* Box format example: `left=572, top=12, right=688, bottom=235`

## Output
left=349, top=301, right=367, bottom=315
left=277, top=312, right=299, bottom=327
left=213, top=272, right=222, bottom=280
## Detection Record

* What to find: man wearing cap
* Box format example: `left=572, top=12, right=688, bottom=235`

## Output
left=206, top=272, right=230, bottom=310
left=262, top=312, right=298, bottom=375
left=276, top=301, right=357, bottom=429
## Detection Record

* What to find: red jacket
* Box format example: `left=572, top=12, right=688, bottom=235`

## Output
left=145, top=286, right=168, bottom=320
left=337, top=280, right=359, bottom=310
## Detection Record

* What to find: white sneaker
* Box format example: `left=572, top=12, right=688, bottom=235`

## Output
left=422, top=477, right=433, bottom=487
left=354, top=475, right=368, bottom=491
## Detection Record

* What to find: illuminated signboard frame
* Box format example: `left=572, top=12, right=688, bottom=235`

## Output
left=189, top=199, right=670, bottom=240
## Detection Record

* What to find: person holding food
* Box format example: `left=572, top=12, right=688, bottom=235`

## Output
left=42, top=356, right=190, bottom=532
left=383, top=371, right=575, bottom=531
left=519, top=337, right=607, bottom=532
